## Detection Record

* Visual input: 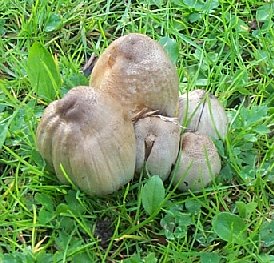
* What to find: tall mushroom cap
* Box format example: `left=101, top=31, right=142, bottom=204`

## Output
left=134, top=115, right=180, bottom=181
left=36, top=86, right=136, bottom=196
left=179, top=89, right=228, bottom=140
left=90, top=33, right=179, bottom=118
left=172, top=132, right=221, bottom=191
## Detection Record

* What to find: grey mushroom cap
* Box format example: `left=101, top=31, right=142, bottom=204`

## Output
left=172, top=132, right=221, bottom=191
left=90, top=33, right=179, bottom=119
left=179, top=89, right=228, bottom=140
left=36, top=86, right=136, bottom=196
left=134, top=115, right=180, bottom=181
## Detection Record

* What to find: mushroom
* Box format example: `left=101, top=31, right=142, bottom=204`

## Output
left=36, top=34, right=227, bottom=196
left=90, top=33, right=179, bottom=119
left=179, top=89, right=228, bottom=140
left=36, top=86, right=136, bottom=196
left=172, top=132, right=221, bottom=191
left=134, top=114, right=180, bottom=181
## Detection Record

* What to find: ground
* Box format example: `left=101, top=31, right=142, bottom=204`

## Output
left=0, top=0, right=274, bottom=262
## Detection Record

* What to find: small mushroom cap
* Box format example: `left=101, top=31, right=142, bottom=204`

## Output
left=36, top=86, right=136, bottom=196
left=90, top=33, right=179, bottom=118
left=134, top=115, right=180, bottom=181
left=172, top=132, right=221, bottom=191
left=179, top=89, right=228, bottom=140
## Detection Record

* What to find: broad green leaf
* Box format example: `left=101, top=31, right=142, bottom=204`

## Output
left=0, top=18, right=5, bottom=35
left=151, top=0, right=163, bottom=8
left=236, top=201, right=257, bottom=219
left=55, top=231, right=70, bottom=251
left=2, top=252, right=33, bottom=263
left=260, top=220, right=274, bottom=247
left=38, top=209, right=55, bottom=225
left=212, top=212, right=247, bottom=243
left=183, top=0, right=204, bottom=10
left=195, top=79, right=208, bottom=86
left=240, top=106, right=268, bottom=127
left=0, top=107, right=19, bottom=149
left=144, top=252, right=157, bottom=263
left=123, top=254, right=142, bottom=263
left=253, top=125, right=269, bottom=135
left=0, top=122, right=9, bottom=149
left=233, top=69, right=249, bottom=90
left=219, top=163, right=233, bottom=181
left=55, top=231, right=82, bottom=252
left=59, top=217, right=75, bottom=232
left=183, top=0, right=219, bottom=12
left=188, top=12, right=202, bottom=23
left=254, top=50, right=268, bottom=62
left=203, top=0, right=219, bottom=11
left=258, top=255, right=274, bottom=262
left=141, top=175, right=165, bottom=216
left=200, top=252, right=221, bottom=263
left=227, top=15, right=249, bottom=33
left=64, top=190, right=86, bottom=215
left=35, top=252, right=53, bottom=263
left=35, top=192, right=54, bottom=211
left=185, top=199, right=201, bottom=215
left=160, top=207, right=192, bottom=240
left=45, top=13, right=63, bottom=32
left=256, top=4, right=273, bottom=22
left=56, top=203, right=70, bottom=214
left=159, top=36, right=179, bottom=64
left=27, top=43, right=61, bottom=101
left=72, top=252, right=95, bottom=263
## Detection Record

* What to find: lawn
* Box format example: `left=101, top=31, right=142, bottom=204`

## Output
left=0, top=0, right=274, bottom=262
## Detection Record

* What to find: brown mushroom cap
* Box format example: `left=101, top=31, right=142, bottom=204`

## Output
left=172, top=132, right=221, bottom=191
left=134, top=115, right=180, bottom=181
left=90, top=33, right=179, bottom=119
left=179, top=89, right=228, bottom=140
left=36, top=86, right=136, bottom=196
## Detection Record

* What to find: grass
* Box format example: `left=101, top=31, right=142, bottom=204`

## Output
left=0, top=0, right=274, bottom=262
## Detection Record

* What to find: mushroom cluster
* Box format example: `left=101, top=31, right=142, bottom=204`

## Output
left=36, top=33, right=228, bottom=196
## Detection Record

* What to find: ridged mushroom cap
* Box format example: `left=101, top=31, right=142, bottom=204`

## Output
left=36, top=86, right=136, bottom=196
